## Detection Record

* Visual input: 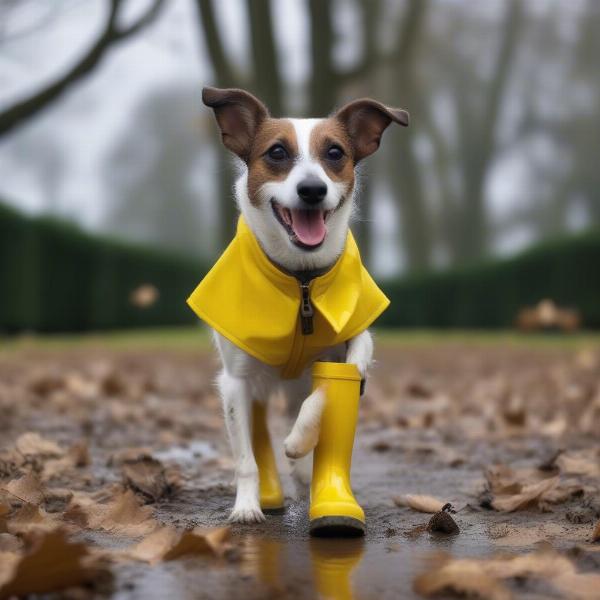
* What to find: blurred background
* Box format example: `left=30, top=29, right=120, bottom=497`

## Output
left=1, top=0, right=599, bottom=333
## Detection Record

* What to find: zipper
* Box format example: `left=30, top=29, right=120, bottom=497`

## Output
left=299, top=280, right=314, bottom=335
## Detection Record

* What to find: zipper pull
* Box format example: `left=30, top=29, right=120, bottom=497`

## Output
left=299, top=281, right=314, bottom=335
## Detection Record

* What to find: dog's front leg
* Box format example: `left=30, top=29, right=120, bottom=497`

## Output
left=345, top=329, right=374, bottom=379
left=218, top=370, right=265, bottom=523
left=284, top=330, right=374, bottom=460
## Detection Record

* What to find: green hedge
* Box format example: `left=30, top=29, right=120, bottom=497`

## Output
left=2, top=202, right=599, bottom=332
left=379, top=229, right=600, bottom=329
left=0, top=204, right=204, bottom=333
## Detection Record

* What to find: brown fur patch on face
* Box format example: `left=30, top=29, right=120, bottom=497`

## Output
left=310, top=119, right=355, bottom=201
left=247, top=119, right=298, bottom=207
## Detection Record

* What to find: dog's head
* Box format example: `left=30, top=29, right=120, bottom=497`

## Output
left=202, top=87, right=408, bottom=271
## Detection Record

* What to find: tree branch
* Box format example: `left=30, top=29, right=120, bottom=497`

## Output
left=194, top=0, right=238, bottom=87
left=0, top=0, right=166, bottom=138
left=113, top=0, right=165, bottom=40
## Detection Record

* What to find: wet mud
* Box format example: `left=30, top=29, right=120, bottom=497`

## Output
left=1, top=338, right=599, bottom=599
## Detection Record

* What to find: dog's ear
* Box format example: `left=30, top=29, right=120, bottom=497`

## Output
left=334, top=99, right=409, bottom=162
left=202, top=87, right=269, bottom=162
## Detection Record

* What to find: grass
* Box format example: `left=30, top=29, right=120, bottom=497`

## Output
left=2, top=326, right=599, bottom=354
left=0, top=325, right=211, bottom=353
left=375, top=328, right=600, bottom=349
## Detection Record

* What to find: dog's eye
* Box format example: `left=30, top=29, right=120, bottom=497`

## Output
left=267, top=144, right=288, bottom=161
left=326, top=145, right=344, bottom=161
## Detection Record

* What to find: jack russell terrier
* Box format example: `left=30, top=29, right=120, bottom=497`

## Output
left=188, top=87, right=408, bottom=534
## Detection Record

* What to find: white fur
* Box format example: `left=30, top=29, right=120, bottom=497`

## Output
left=213, top=118, right=374, bottom=523
left=238, top=118, right=354, bottom=272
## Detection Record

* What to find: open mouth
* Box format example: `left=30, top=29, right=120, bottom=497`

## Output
left=271, top=200, right=331, bottom=250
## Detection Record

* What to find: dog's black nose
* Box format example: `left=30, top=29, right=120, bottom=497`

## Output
left=297, top=177, right=327, bottom=205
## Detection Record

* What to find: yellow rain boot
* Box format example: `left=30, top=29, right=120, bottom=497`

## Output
left=310, top=362, right=365, bottom=536
left=252, top=402, right=285, bottom=512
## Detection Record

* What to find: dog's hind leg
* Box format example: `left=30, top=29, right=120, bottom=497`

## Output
left=218, top=369, right=265, bottom=523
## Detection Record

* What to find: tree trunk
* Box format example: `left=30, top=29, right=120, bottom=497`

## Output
left=246, top=0, right=283, bottom=116
left=454, top=0, right=524, bottom=263
left=389, top=0, right=432, bottom=271
left=307, top=0, right=337, bottom=116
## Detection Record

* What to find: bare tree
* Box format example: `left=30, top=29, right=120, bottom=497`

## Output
left=0, top=0, right=166, bottom=138
left=193, top=0, right=284, bottom=245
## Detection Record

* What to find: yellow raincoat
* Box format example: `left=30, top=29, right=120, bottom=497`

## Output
left=187, top=217, right=389, bottom=379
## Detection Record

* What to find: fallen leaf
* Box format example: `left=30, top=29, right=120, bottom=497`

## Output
left=127, top=526, right=231, bottom=564
left=0, top=528, right=110, bottom=599
left=556, top=451, right=600, bottom=478
left=0, top=534, right=21, bottom=553
left=491, top=476, right=559, bottom=512
left=414, top=548, right=600, bottom=600
left=1, top=473, right=45, bottom=505
left=107, top=447, right=153, bottom=467
left=15, top=432, right=63, bottom=459
left=7, top=503, right=59, bottom=535
left=65, top=489, right=157, bottom=536
left=164, top=527, right=231, bottom=560
left=41, top=441, right=89, bottom=481
left=27, top=374, right=64, bottom=397
left=593, top=520, right=600, bottom=543
left=0, top=450, right=22, bottom=479
left=483, top=465, right=561, bottom=512
left=122, top=456, right=170, bottom=502
left=0, top=502, right=8, bottom=532
left=414, top=553, right=510, bottom=600
left=394, top=494, right=446, bottom=514
left=129, top=284, right=159, bottom=308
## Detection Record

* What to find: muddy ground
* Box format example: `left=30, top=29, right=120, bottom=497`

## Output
left=1, top=333, right=600, bottom=599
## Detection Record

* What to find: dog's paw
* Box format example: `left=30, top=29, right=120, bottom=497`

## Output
left=284, top=428, right=318, bottom=459
left=228, top=503, right=265, bottom=524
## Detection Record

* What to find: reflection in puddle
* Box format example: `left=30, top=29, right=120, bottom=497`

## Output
left=242, top=536, right=365, bottom=600
left=240, top=520, right=494, bottom=600
left=310, top=538, right=364, bottom=600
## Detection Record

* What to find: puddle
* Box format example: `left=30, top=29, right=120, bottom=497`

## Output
left=154, top=441, right=218, bottom=464
left=234, top=520, right=496, bottom=600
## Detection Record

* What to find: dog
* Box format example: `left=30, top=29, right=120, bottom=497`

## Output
left=191, top=87, right=408, bottom=523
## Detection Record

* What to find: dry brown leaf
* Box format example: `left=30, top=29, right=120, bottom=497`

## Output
left=556, top=451, right=600, bottom=478
left=0, top=528, right=110, bottom=599
left=65, top=489, right=157, bottom=536
left=0, top=450, right=22, bottom=479
left=127, top=526, right=230, bottom=564
left=393, top=494, right=446, bottom=514
left=0, top=502, right=8, bottom=532
left=0, top=534, right=22, bottom=553
left=484, top=465, right=562, bottom=512
left=122, top=456, right=170, bottom=502
left=7, top=503, right=59, bottom=535
left=414, top=548, right=600, bottom=600
left=107, top=447, right=153, bottom=467
left=41, top=441, right=89, bottom=481
left=491, top=476, right=559, bottom=512
left=593, top=520, right=600, bottom=543
left=15, top=432, right=63, bottom=459
left=1, top=473, right=45, bottom=505
left=414, top=553, right=510, bottom=600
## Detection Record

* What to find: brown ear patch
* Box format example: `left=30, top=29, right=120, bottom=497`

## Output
left=334, top=98, right=409, bottom=162
left=202, top=87, right=269, bottom=162
left=246, top=119, right=298, bottom=207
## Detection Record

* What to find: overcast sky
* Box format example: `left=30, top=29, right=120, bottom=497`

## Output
left=0, top=0, right=311, bottom=224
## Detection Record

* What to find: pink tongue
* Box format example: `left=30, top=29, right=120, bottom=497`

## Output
left=290, top=209, right=326, bottom=246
